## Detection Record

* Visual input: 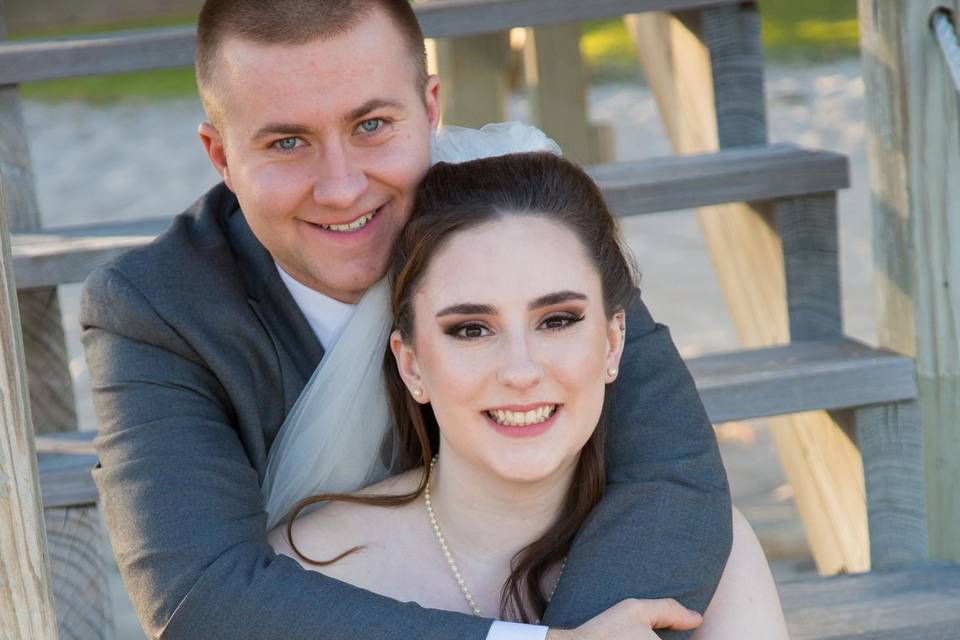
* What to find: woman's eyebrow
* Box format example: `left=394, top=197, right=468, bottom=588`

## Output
left=436, top=303, right=496, bottom=318
left=343, top=98, right=406, bottom=123
left=528, top=291, right=587, bottom=310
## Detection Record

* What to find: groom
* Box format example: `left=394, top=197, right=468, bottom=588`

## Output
left=81, top=1, right=731, bottom=638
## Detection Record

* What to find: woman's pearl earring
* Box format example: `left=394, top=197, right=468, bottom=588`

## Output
left=413, top=388, right=424, bottom=398
left=607, top=368, right=618, bottom=378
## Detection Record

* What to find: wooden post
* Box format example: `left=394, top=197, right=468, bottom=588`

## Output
left=0, top=15, right=77, bottom=435
left=524, top=23, right=595, bottom=164
left=0, top=169, right=59, bottom=640
left=0, top=13, right=114, bottom=638
left=626, top=7, right=872, bottom=574
left=435, top=32, right=510, bottom=127
left=860, top=0, right=960, bottom=563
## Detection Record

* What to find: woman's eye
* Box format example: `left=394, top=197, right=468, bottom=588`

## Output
left=357, top=118, right=384, bottom=134
left=541, top=314, right=584, bottom=331
left=453, top=323, right=491, bottom=340
left=273, top=137, right=303, bottom=151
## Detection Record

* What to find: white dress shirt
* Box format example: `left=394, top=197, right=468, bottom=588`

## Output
left=276, top=263, right=549, bottom=640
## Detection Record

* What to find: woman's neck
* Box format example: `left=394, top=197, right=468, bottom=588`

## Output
left=427, top=447, right=577, bottom=569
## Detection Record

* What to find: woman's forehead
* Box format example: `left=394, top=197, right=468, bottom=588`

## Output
left=417, top=217, right=602, bottom=312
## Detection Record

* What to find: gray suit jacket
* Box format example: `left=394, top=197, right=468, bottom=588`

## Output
left=81, top=183, right=731, bottom=640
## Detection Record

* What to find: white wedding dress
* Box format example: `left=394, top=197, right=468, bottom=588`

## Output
left=261, top=122, right=561, bottom=530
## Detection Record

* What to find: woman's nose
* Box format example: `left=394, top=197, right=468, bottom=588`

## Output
left=312, top=142, right=368, bottom=210
left=497, top=336, right=543, bottom=390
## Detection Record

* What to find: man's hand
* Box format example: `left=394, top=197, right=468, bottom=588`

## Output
left=546, top=599, right=702, bottom=640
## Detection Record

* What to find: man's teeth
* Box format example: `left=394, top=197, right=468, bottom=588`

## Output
left=487, top=406, right=557, bottom=427
left=319, top=210, right=377, bottom=232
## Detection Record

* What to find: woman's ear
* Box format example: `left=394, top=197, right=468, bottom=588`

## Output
left=605, top=311, right=627, bottom=384
left=390, top=329, right=429, bottom=403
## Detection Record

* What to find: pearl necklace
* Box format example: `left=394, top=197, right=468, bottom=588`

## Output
left=423, top=455, right=565, bottom=620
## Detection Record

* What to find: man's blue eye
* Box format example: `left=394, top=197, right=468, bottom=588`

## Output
left=359, top=119, right=382, bottom=133
left=276, top=137, right=299, bottom=150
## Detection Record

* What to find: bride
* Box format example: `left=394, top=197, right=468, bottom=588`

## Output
left=266, top=150, right=789, bottom=639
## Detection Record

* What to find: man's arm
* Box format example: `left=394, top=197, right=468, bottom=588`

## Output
left=541, top=293, right=732, bottom=640
left=82, top=267, right=493, bottom=640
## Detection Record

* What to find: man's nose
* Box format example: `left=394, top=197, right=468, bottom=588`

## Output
left=312, top=141, right=368, bottom=209
left=497, top=334, right=543, bottom=391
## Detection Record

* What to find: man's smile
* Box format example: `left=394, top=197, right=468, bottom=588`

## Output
left=311, top=203, right=387, bottom=233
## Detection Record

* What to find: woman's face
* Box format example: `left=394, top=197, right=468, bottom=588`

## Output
left=392, top=215, right=625, bottom=483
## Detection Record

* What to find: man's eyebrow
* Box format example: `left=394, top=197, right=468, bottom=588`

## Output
left=528, top=291, right=588, bottom=310
left=436, top=303, right=497, bottom=318
left=344, top=98, right=407, bottom=124
left=251, top=123, right=313, bottom=141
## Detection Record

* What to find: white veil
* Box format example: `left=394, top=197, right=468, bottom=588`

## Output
left=262, top=122, right=561, bottom=530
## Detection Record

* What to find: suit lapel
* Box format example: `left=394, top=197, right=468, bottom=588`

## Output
left=225, top=208, right=325, bottom=408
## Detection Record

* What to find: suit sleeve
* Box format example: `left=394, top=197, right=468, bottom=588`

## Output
left=541, top=293, right=732, bottom=640
left=81, top=267, right=493, bottom=640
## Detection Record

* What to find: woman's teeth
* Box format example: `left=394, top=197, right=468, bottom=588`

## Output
left=487, top=406, right=557, bottom=427
left=319, top=209, right=378, bottom=232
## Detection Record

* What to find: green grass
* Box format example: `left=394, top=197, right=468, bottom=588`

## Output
left=13, top=0, right=860, bottom=101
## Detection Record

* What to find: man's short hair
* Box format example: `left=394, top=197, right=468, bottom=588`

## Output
left=196, top=0, right=428, bottom=128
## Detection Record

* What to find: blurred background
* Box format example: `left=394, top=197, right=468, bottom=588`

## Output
left=8, top=1, right=866, bottom=637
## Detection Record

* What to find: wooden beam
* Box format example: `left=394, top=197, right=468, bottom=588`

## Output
left=0, top=158, right=59, bottom=640
left=0, top=25, right=77, bottom=435
left=626, top=7, right=872, bottom=574
left=860, top=0, right=960, bottom=563
left=435, top=31, right=510, bottom=128
left=523, top=22, right=594, bottom=164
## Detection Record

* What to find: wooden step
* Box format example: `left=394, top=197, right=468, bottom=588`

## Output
left=0, top=0, right=743, bottom=85
left=691, top=338, right=917, bottom=424
left=12, top=144, right=847, bottom=290
left=780, top=562, right=960, bottom=639
left=37, top=337, right=913, bottom=510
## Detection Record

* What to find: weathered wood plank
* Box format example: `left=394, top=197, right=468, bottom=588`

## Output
left=860, top=0, right=960, bottom=564
left=0, top=153, right=59, bottom=640
left=434, top=31, right=510, bottom=128
left=523, top=22, right=594, bottom=164
left=856, top=401, right=928, bottom=567
left=10, top=145, right=848, bottom=290
left=45, top=506, right=114, bottom=640
left=779, top=193, right=843, bottom=340
left=627, top=6, right=871, bottom=574
left=780, top=562, right=960, bottom=640
left=691, top=339, right=918, bottom=424
left=1, top=78, right=78, bottom=434
left=0, top=0, right=742, bottom=85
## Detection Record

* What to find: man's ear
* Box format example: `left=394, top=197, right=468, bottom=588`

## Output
left=424, top=75, right=441, bottom=130
left=390, top=329, right=429, bottom=403
left=198, top=121, right=234, bottom=191
left=605, top=311, right=627, bottom=384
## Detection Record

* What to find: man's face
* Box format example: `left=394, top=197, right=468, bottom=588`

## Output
left=199, top=10, right=439, bottom=302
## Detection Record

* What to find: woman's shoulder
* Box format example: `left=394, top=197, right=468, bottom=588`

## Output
left=268, top=468, right=425, bottom=569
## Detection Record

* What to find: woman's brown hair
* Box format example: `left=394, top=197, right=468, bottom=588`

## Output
left=286, top=151, right=638, bottom=623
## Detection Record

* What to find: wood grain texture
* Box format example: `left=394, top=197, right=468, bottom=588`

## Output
left=45, top=507, right=114, bottom=640
left=780, top=562, right=960, bottom=640
left=435, top=31, right=510, bottom=128
left=778, top=193, right=843, bottom=339
left=628, top=6, right=872, bottom=574
left=0, top=156, right=59, bottom=640
left=0, top=0, right=746, bottom=84
left=691, top=339, right=918, bottom=424
left=856, top=401, right=928, bottom=567
left=0, top=83, right=78, bottom=435
left=860, top=0, right=960, bottom=564
left=524, top=22, right=594, bottom=164
left=10, top=146, right=847, bottom=289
